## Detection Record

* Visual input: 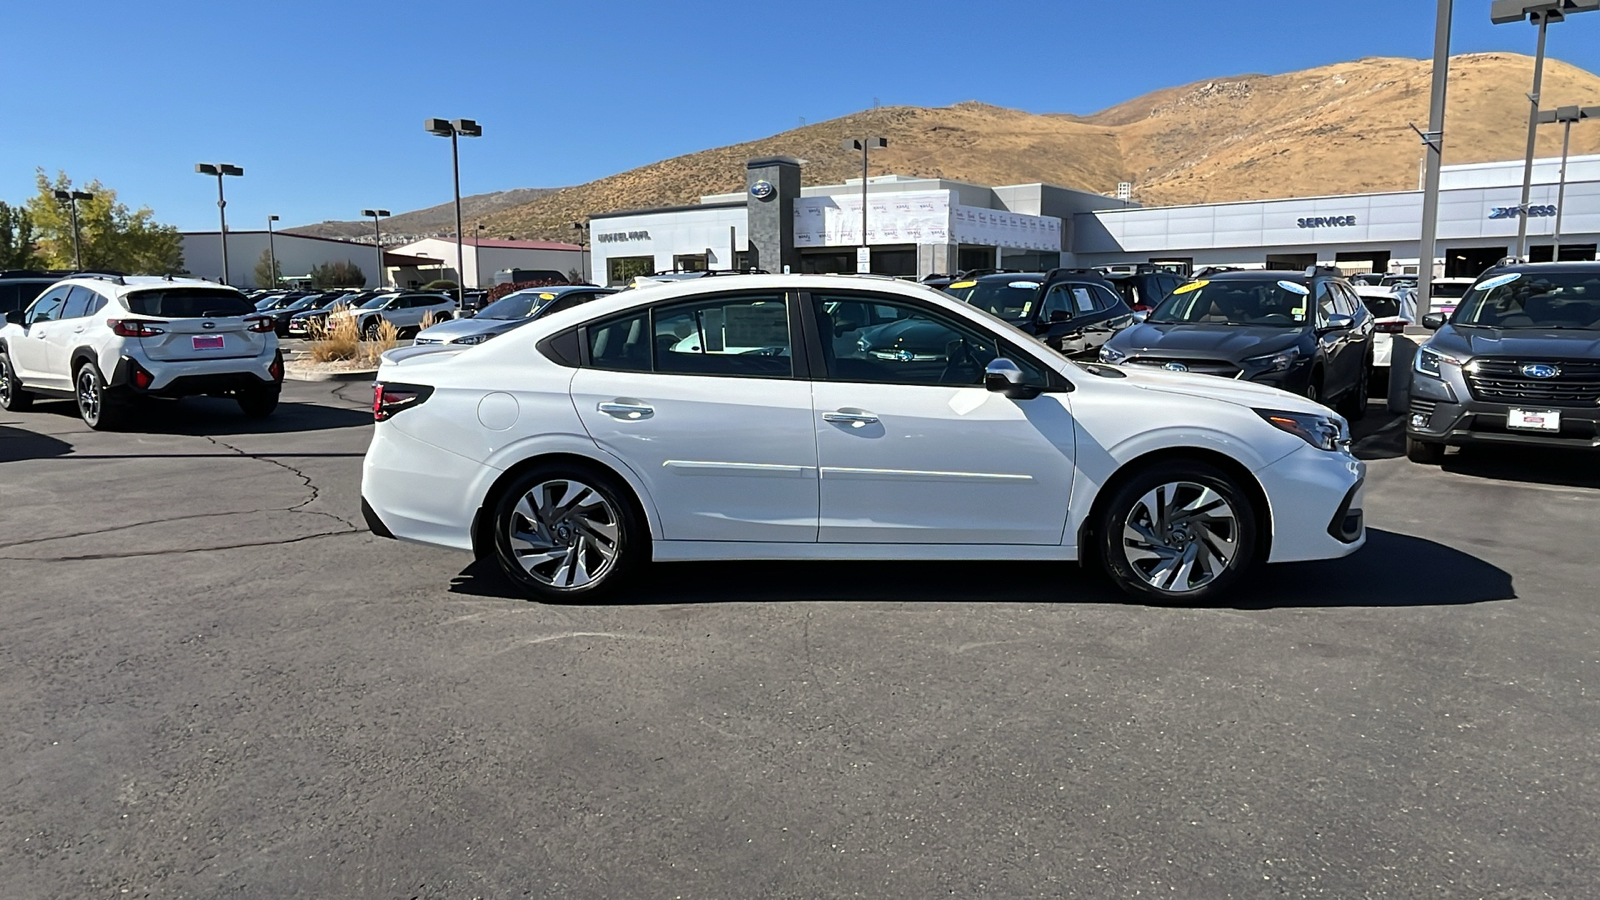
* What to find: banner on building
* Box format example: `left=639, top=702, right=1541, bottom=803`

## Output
left=950, top=205, right=1061, bottom=251
left=794, top=191, right=950, bottom=247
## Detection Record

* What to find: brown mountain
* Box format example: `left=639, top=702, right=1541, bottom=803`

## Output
left=475, top=52, right=1600, bottom=241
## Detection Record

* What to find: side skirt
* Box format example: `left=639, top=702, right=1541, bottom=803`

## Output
left=652, top=541, right=1079, bottom=562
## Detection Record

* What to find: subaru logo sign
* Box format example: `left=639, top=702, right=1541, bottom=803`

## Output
left=750, top=180, right=775, bottom=201
left=1520, top=363, right=1561, bottom=379
left=1163, top=362, right=1188, bottom=372
left=202, top=321, right=215, bottom=329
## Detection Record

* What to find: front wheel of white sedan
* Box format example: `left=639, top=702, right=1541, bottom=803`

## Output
left=1096, top=460, right=1259, bottom=605
left=490, top=464, right=645, bottom=602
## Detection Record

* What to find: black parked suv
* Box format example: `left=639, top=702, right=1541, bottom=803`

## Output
left=1099, top=266, right=1185, bottom=313
left=1, top=271, right=75, bottom=321
left=1098, top=267, right=1376, bottom=417
left=956, top=269, right=1137, bottom=359
left=1405, top=261, right=1600, bottom=463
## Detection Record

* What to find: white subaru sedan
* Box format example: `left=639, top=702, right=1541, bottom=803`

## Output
left=361, top=275, right=1366, bottom=604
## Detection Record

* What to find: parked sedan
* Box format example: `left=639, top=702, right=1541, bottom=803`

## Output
left=1098, top=268, right=1376, bottom=418
left=361, top=274, right=1366, bottom=607
left=413, top=285, right=617, bottom=346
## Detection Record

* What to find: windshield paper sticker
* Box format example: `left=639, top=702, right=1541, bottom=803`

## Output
left=1277, top=281, right=1310, bottom=295
left=1474, top=272, right=1522, bottom=292
left=1172, top=280, right=1208, bottom=295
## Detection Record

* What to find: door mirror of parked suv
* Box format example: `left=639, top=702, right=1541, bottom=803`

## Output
left=1318, top=313, right=1354, bottom=334
left=985, top=358, right=1041, bottom=401
left=3, top=310, right=20, bottom=325
left=1049, top=309, right=1071, bottom=323
left=1421, top=312, right=1446, bottom=330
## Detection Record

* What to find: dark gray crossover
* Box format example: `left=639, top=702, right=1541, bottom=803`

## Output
left=412, top=285, right=617, bottom=347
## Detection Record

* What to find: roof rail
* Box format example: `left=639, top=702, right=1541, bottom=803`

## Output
left=75, top=272, right=127, bottom=285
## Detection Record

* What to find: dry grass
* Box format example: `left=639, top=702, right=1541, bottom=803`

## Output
left=308, top=315, right=400, bottom=367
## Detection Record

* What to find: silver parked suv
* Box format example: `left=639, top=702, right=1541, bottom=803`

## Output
left=0, top=274, right=283, bottom=429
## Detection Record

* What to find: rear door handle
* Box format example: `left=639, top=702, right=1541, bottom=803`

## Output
left=823, top=410, right=879, bottom=427
left=598, top=401, right=654, bottom=420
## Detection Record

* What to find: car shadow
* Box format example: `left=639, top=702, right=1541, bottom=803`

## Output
left=448, top=528, right=1513, bottom=610
left=1350, top=399, right=1406, bottom=461
left=0, top=423, right=73, bottom=464
left=26, top=396, right=372, bottom=436
left=1440, top=444, right=1600, bottom=491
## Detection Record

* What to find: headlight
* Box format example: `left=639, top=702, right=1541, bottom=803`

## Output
left=1414, top=346, right=1463, bottom=378
left=1098, top=345, right=1127, bottom=364
left=1255, top=408, right=1348, bottom=452
left=449, top=332, right=493, bottom=345
left=1244, top=348, right=1300, bottom=373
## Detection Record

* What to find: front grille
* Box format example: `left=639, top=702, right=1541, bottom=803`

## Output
left=1466, top=358, right=1600, bottom=407
left=1126, top=357, right=1243, bottom=378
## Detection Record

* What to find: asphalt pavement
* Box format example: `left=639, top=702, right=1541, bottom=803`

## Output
left=1, top=380, right=1597, bottom=898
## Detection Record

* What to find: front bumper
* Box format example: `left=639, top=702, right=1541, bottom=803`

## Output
left=1407, top=385, right=1600, bottom=450
left=1255, top=444, right=1366, bottom=563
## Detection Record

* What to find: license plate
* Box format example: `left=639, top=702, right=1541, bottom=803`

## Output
left=1508, top=408, right=1560, bottom=432
left=192, top=335, right=225, bottom=350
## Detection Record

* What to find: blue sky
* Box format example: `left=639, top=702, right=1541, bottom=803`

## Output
left=4, top=0, right=1599, bottom=232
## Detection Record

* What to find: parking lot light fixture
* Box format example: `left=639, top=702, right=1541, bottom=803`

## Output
left=1491, top=0, right=1599, bottom=259
left=195, top=163, right=244, bottom=284
left=424, top=117, right=482, bottom=307
left=842, top=137, right=888, bottom=272
left=52, top=188, right=92, bottom=270
left=1536, top=105, right=1599, bottom=253
left=363, top=209, right=391, bottom=288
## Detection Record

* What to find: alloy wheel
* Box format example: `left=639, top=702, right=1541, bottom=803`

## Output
left=505, top=478, right=621, bottom=589
left=1121, top=481, right=1239, bottom=593
left=77, top=367, right=101, bottom=425
left=0, top=357, right=12, bottom=406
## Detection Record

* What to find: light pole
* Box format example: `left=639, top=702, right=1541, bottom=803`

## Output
left=52, top=189, right=92, bottom=270
left=1491, top=0, right=1599, bottom=260
left=266, top=214, right=280, bottom=288
left=573, top=221, right=589, bottom=282
left=474, top=222, right=485, bottom=289
left=841, top=136, right=887, bottom=273
left=1416, top=0, right=1453, bottom=311
left=363, top=209, right=390, bottom=288
left=424, top=117, right=482, bottom=307
left=195, top=163, right=244, bottom=284
left=1537, top=105, right=1598, bottom=256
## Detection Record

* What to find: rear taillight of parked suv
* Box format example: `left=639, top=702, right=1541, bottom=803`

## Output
left=109, top=319, right=167, bottom=337
left=373, top=382, right=434, bottom=422
left=246, top=316, right=276, bottom=333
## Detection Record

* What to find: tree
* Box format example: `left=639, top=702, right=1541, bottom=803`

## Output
left=309, top=260, right=365, bottom=288
left=25, top=171, right=183, bottom=274
left=0, top=202, right=42, bottom=270
left=254, top=250, right=282, bottom=289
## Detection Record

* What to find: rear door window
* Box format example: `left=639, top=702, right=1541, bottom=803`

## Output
left=124, top=288, right=255, bottom=318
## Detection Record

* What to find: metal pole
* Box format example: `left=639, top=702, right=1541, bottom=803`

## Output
left=1553, top=116, right=1573, bottom=255
left=451, top=129, right=466, bottom=307
left=216, top=173, right=231, bottom=285
left=1514, top=13, right=1549, bottom=261
left=474, top=223, right=482, bottom=290
left=68, top=199, right=82, bottom=270
left=372, top=215, right=384, bottom=289
left=1417, top=0, right=1452, bottom=312
left=861, top=141, right=869, bottom=269
left=267, top=216, right=278, bottom=289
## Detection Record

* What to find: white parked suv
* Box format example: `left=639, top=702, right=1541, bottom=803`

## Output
left=0, top=275, right=282, bottom=429
left=327, top=291, right=455, bottom=339
left=361, top=274, right=1367, bottom=605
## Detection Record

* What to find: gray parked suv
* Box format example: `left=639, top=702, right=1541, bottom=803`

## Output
left=1406, top=261, right=1600, bottom=463
left=413, top=285, right=616, bottom=346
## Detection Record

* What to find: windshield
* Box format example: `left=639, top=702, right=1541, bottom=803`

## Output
left=477, top=291, right=551, bottom=320
left=359, top=294, right=394, bottom=309
left=1146, top=279, right=1309, bottom=327
left=285, top=295, right=323, bottom=311
left=1452, top=271, right=1600, bottom=329
left=125, top=288, right=255, bottom=318
left=963, top=280, right=1040, bottom=319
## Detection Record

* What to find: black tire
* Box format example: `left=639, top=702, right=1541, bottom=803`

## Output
left=363, top=319, right=382, bottom=341
left=0, top=351, right=33, bottom=411
left=1405, top=435, right=1446, bottom=465
left=489, top=463, right=646, bottom=603
left=1095, top=460, right=1259, bottom=605
left=237, top=383, right=280, bottom=418
left=1338, top=359, right=1370, bottom=420
left=1304, top=369, right=1324, bottom=406
left=74, top=361, right=126, bottom=431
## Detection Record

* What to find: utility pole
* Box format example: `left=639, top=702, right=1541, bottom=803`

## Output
left=266, top=214, right=280, bottom=288
left=363, top=209, right=390, bottom=288
left=1416, top=0, right=1452, bottom=310
left=841, top=137, right=887, bottom=273
left=52, top=189, right=92, bottom=270
left=195, top=163, right=243, bottom=284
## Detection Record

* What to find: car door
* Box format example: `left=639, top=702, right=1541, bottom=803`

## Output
left=570, top=291, right=819, bottom=543
left=1036, top=282, right=1111, bottom=358
left=805, top=290, right=1078, bottom=545
left=43, top=285, right=101, bottom=375
left=11, top=286, right=69, bottom=384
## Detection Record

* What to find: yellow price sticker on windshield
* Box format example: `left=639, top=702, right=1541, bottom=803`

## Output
left=1172, top=280, right=1208, bottom=295
left=948, top=281, right=977, bottom=289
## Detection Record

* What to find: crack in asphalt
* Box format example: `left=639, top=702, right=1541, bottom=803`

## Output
left=0, top=528, right=363, bottom=562
left=200, top=434, right=362, bottom=532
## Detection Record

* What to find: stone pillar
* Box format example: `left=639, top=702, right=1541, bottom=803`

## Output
left=746, top=156, right=802, bottom=274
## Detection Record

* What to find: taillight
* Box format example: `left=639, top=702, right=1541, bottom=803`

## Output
left=1375, top=320, right=1407, bottom=334
left=373, top=382, right=434, bottom=422
left=268, top=353, right=284, bottom=382
left=246, top=316, right=275, bottom=333
left=109, top=319, right=167, bottom=338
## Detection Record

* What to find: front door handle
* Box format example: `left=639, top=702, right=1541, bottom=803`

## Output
left=598, top=400, right=654, bottom=420
left=823, top=409, right=879, bottom=427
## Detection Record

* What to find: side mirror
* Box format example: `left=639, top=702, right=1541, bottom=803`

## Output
left=1319, top=313, right=1354, bottom=334
left=3, top=310, right=21, bottom=325
left=1421, top=312, right=1445, bottom=330
left=985, top=358, right=1041, bottom=400
left=1048, top=309, right=1071, bottom=324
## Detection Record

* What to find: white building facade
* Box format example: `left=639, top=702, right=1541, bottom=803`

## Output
left=388, top=237, right=585, bottom=289
left=180, top=231, right=429, bottom=289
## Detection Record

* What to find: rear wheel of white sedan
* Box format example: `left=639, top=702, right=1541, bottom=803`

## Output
left=1096, top=460, right=1259, bottom=605
left=490, top=464, right=644, bottom=602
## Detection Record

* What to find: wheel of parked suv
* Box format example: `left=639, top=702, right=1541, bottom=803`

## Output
left=74, top=361, right=126, bottom=431
left=1304, top=369, right=1323, bottom=406
left=363, top=319, right=382, bottom=341
left=489, top=463, right=646, bottom=602
left=0, top=351, right=33, bottom=411
left=1405, top=436, right=1445, bottom=465
left=1338, top=360, right=1370, bottom=420
left=1096, top=460, right=1259, bottom=605
left=237, top=384, right=280, bottom=418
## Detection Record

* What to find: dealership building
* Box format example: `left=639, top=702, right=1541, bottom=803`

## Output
left=586, top=154, right=1600, bottom=285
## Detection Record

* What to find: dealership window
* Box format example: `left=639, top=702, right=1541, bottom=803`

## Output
left=957, top=246, right=996, bottom=272
left=671, top=254, right=708, bottom=273
left=1000, top=250, right=1061, bottom=272
left=734, top=250, right=756, bottom=272
left=1529, top=243, right=1598, bottom=263
left=606, top=256, right=653, bottom=286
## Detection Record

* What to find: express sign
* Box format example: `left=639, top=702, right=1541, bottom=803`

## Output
left=1297, top=215, right=1358, bottom=228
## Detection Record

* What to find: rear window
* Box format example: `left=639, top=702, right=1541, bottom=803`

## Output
left=1360, top=294, right=1401, bottom=318
left=124, top=288, right=255, bottom=318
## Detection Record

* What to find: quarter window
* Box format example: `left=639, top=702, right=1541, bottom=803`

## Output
left=810, top=293, right=1046, bottom=388
left=587, top=311, right=651, bottom=371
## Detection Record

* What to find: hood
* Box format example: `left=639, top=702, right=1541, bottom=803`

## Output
left=414, top=316, right=525, bottom=342
left=1431, top=325, right=1600, bottom=361
left=1105, top=363, right=1331, bottom=416
left=1109, top=321, right=1304, bottom=360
